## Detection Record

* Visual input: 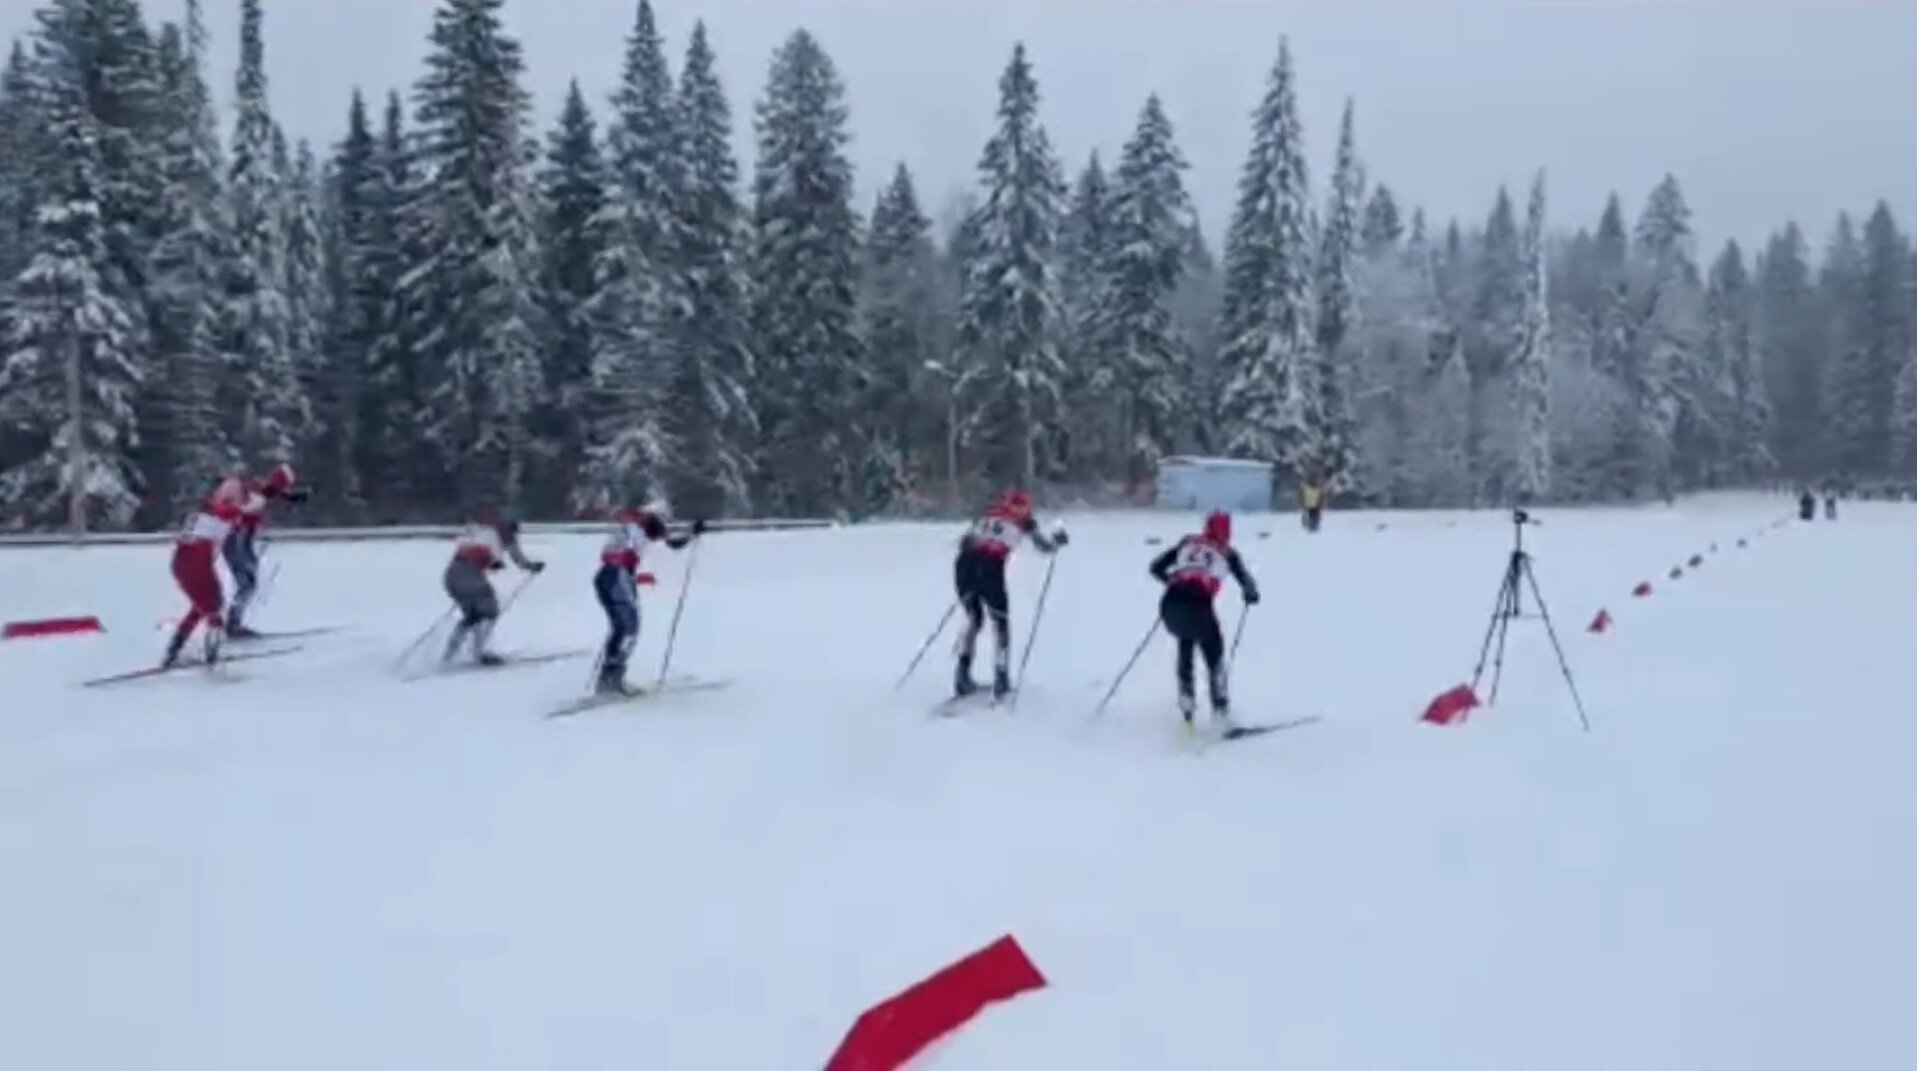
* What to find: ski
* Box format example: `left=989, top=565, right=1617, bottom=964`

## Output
left=229, top=626, right=345, bottom=643
left=544, top=676, right=734, bottom=719
left=404, top=648, right=592, bottom=682
left=1219, top=716, right=1321, bottom=741
left=931, top=689, right=1013, bottom=717
left=80, top=645, right=305, bottom=688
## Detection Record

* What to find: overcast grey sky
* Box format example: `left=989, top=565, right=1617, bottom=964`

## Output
left=6, top=0, right=1914, bottom=254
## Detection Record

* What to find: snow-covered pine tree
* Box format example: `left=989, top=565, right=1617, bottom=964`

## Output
left=1466, top=186, right=1525, bottom=501
left=0, top=28, right=144, bottom=527
left=146, top=1, right=231, bottom=517
left=1755, top=225, right=1816, bottom=481
left=954, top=43, right=1068, bottom=489
left=404, top=0, right=548, bottom=508
left=1171, top=219, right=1225, bottom=456
left=222, top=0, right=303, bottom=470
left=360, top=91, right=425, bottom=517
left=1313, top=97, right=1362, bottom=493
left=1098, top=94, right=1193, bottom=488
left=1055, top=152, right=1115, bottom=480
left=536, top=79, right=607, bottom=514
left=861, top=164, right=940, bottom=515
left=662, top=21, right=756, bottom=516
left=1216, top=37, right=1317, bottom=480
left=321, top=89, right=385, bottom=517
left=280, top=134, right=329, bottom=472
left=1826, top=203, right=1910, bottom=480
left=1703, top=240, right=1773, bottom=484
left=1361, top=183, right=1403, bottom=258
left=0, top=42, right=47, bottom=301
left=575, top=0, right=676, bottom=516
left=1509, top=170, right=1552, bottom=502
left=750, top=28, right=864, bottom=517
left=1631, top=174, right=1703, bottom=499
left=1349, top=202, right=1439, bottom=505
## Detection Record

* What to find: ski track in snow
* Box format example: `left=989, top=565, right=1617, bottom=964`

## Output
left=2, top=495, right=1913, bottom=1070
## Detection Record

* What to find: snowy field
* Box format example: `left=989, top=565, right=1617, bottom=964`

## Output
left=4, top=495, right=1915, bottom=1070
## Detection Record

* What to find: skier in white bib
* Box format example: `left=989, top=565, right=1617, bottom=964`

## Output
left=1148, top=510, right=1259, bottom=727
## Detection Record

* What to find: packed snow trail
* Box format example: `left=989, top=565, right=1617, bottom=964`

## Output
left=3, top=497, right=1914, bottom=1070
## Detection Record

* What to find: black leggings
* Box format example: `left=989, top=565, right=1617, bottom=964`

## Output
left=1160, top=583, right=1226, bottom=704
left=953, top=548, right=1010, bottom=668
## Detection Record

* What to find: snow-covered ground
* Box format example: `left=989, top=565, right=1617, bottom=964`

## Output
left=4, top=495, right=1913, bottom=1070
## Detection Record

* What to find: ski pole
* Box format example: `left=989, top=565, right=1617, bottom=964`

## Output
left=393, top=606, right=456, bottom=674
left=894, top=600, right=959, bottom=690
left=1007, top=552, right=1059, bottom=712
left=1091, top=619, right=1161, bottom=720
left=1228, top=602, right=1251, bottom=662
left=655, top=538, right=701, bottom=689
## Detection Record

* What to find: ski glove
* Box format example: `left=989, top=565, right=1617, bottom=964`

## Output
left=1244, top=587, right=1261, bottom=606
left=1051, top=527, right=1070, bottom=547
left=278, top=486, right=311, bottom=504
left=691, top=518, right=708, bottom=536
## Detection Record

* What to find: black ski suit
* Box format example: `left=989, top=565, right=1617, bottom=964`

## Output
left=1149, top=536, right=1259, bottom=715
left=953, top=511, right=1062, bottom=696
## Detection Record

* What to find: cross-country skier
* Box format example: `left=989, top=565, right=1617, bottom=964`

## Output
left=443, top=507, right=545, bottom=666
left=953, top=488, right=1067, bottom=700
left=593, top=503, right=705, bottom=695
left=223, top=462, right=307, bottom=639
left=164, top=468, right=300, bottom=666
left=1148, top=510, right=1259, bottom=728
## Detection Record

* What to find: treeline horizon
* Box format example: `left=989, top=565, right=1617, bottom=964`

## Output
left=0, top=0, right=1909, bottom=530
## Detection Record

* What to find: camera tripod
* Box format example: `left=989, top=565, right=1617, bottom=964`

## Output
left=1471, top=510, right=1592, bottom=732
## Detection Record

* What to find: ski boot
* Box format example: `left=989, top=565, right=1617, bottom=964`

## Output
left=227, top=623, right=263, bottom=642
left=476, top=651, right=506, bottom=668
left=954, top=657, right=979, bottom=698
left=992, top=668, right=1013, bottom=701
left=596, top=663, right=635, bottom=696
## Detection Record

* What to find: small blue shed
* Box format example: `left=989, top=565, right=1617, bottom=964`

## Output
left=1154, top=456, right=1274, bottom=512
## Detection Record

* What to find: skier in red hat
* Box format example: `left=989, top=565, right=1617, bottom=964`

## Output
left=952, top=487, right=1067, bottom=700
left=1149, top=510, right=1259, bottom=728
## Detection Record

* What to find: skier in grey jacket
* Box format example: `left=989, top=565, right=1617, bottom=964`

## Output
left=443, top=508, right=544, bottom=666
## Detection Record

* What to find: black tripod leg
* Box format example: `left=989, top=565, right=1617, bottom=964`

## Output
left=1519, top=558, right=1593, bottom=732
left=1470, top=556, right=1522, bottom=701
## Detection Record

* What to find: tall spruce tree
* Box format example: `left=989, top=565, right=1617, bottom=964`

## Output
left=1754, top=225, right=1817, bottom=480
left=1055, top=152, right=1115, bottom=480
left=147, top=0, right=231, bottom=515
left=223, top=0, right=303, bottom=468
left=1361, top=183, right=1403, bottom=257
left=861, top=164, right=940, bottom=514
left=576, top=0, right=676, bottom=514
left=361, top=91, right=424, bottom=516
left=1510, top=170, right=1552, bottom=502
left=750, top=28, right=864, bottom=516
left=403, top=0, right=547, bottom=507
left=1216, top=38, right=1316, bottom=479
left=662, top=21, right=756, bottom=516
left=1632, top=174, right=1702, bottom=498
left=280, top=134, right=329, bottom=468
left=0, top=23, right=144, bottom=526
left=1826, top=202, right=1909, bottom=479
left=1703, top=240, right=1772, bottom=483
left=323, top=89, right=385, bottom=517
left=954, top=43, right=1068, bottom=489
left=1313, top=97, right=1362, bottom=489
left=536, top=79, right=608, bottom=513
left=1098, top=94, right=1193, bottom=485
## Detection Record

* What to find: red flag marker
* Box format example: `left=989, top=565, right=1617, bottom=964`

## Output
left=1420, top=683, right=1479, bottom=726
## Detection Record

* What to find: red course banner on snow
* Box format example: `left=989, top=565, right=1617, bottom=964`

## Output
left=825, top=934, right=1048, bottom=1071
left=2, top=616, right=103, bottom=640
